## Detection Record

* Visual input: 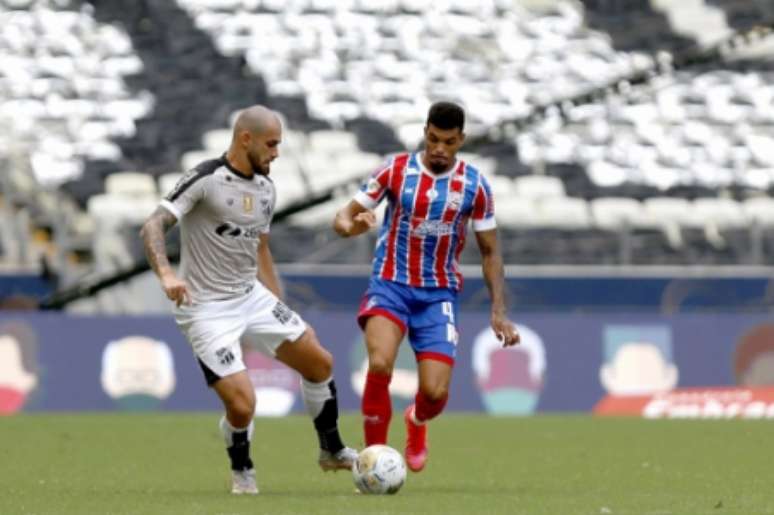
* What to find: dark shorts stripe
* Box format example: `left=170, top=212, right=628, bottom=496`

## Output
left=197, top=358, right=223, bottom=386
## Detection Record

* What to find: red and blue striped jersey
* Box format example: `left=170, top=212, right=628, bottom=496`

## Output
left=353, top=152, right=496, bottom=291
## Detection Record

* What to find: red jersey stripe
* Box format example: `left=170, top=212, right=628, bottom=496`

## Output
left=380, top=154, right=409, bottom=281
left=434, top=162, right=466, bottom=288
left=408, top=172, right=434, bottom=287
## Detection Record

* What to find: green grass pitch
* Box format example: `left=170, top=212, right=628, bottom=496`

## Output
left=1, top=413, right=771, bottom=515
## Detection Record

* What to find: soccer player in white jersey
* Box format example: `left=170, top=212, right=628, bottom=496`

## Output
left=140, top=105, right=357, bottom=495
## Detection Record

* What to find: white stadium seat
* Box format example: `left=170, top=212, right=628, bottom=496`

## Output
left=105, top=172, right=158, bottom=198
left=591, top=197, right=655, bottom=230
left=512, top=175, right=566, bottom=200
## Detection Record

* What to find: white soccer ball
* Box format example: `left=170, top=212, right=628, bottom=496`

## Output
left=352, top=444, right=407, bottom=495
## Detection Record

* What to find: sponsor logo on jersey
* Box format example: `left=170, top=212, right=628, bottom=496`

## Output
left=214, top=222, right=262, bottom=240
left=426, top=189, right=438, bottom=201
left=412, top=219, right=454, bottom=237
left=260, top=198, right=271, bottom=217
left=447, top=191, right=463, bottom=209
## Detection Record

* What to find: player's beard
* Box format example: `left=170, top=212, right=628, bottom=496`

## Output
left=247, top=150, right=268, bottom=175
left=428, top=159, right=449, bottom=174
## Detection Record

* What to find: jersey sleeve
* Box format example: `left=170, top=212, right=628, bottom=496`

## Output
left=159, top=169, right=209, bottom=220
left=471, top=173, right=497, bottom=232
left=353, top=160, right=392, bottom=210
left=259, top=184, right=276, bottom=234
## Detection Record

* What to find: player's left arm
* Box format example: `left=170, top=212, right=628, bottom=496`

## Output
left=475, top=229, right=520, bottom=347
left=256, top=232, right=283, bottom=299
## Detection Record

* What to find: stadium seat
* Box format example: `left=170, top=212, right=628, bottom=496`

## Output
left=742, top=197, right=774, bottom=227
left=202, top=129, right=232, bottom=152
left=105, top=172, right=158, bottom=199
left=642, top=197, right=695, bottom=248
left=495, top=197, right=538, bottom=229
left=590, top=197, right=656, bottom=230
left=6, top=0, right=774, bottom=277
left=158, top=173, right=184, bottom=198
left=533, top=197, right=591, bottom=229
left=286, top=197, right=344, bottom=228
left=181, top=150, right=215, bottom=172
left=308, top=130, right=359, bottom=155
left=513, top=175, right=566, bottom=200
left=87, top=194, right=156, bottom=228
left=270, top=161, right=309, bottom=211
left=335, top=153, right=383, bottom=182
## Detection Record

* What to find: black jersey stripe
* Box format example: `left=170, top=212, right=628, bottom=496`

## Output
left=165, top=158, right=222, bottom=202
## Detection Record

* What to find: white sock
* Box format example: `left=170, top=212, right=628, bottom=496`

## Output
left=219, top=415, right=254, bottom=447
left=301, top=376, right=345, bottom=453
left=301, top=376, right=334, bottom=419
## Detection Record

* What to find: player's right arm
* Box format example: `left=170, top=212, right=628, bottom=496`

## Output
left=140, top=206, right=190, bottom=306
left=333, top=159, right=392, bottom=237
left=333, top=200, right=376, bottom=238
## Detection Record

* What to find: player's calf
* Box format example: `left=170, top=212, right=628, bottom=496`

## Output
left=403, top=404, right=428, bottom=472
left=301, top=376, right=358, bottom=471
left=362, top=371, right=393, bottom=445
left=403, top=391, right=448, bottom=472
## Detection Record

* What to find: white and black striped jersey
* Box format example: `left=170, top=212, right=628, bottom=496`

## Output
left=159, top=155, right=276, bottom=303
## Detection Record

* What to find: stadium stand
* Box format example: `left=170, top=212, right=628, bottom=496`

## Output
left=2, top=0, right=774, bottom=305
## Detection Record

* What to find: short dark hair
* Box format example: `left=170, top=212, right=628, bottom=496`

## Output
left=427, top=101, right=465, bottom=132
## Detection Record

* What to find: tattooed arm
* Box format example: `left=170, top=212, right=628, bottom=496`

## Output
left=140, top=206, right=190, bottom=306
left=256, top=232, right=283, bottom=299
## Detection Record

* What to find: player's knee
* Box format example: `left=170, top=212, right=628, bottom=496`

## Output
left=303, top=329, right=333, bottom=379
left=419, top=383, right=449, bottom=403
left=367, top=354, right=394, bottom=375
left=225, top=391, right=255, bottom=425
left=316, top=348, right=333, bottom=379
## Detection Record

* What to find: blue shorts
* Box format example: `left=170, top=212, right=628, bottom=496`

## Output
left=357, top=278, right=459, bottom=365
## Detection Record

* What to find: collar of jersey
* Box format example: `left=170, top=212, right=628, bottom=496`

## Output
left=221, top=154, right=257, bottom=181
left=413, top=152, right=461, bottom=180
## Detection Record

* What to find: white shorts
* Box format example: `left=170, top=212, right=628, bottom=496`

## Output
left=173, top=281, right=307, bottom=385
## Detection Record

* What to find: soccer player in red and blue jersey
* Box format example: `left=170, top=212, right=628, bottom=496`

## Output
left=334, top=101, right=520, bottom=472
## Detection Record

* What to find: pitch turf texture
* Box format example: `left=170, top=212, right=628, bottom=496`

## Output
left=1, top=414, right=771, bottom=515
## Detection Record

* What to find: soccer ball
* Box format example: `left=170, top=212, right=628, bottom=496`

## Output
left=352, top=444, right=407, bottom=495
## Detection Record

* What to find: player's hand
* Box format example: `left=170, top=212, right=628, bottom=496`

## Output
left=491, top=312, right=519, bottom=347
left=351, top=210, right=377, bottom=235
left=161, top=273, right=191, bottom=307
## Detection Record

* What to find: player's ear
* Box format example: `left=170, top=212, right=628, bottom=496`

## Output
left=239, top=130, right=251, bottom=148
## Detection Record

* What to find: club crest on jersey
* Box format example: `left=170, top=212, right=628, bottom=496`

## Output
left=243, top=194, right=254, bottom=213
left=366, top=178, right=380, bottom=194
left=448, top=191, right=463, bottom=209
left=260, top=198, right=271, bottom=216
